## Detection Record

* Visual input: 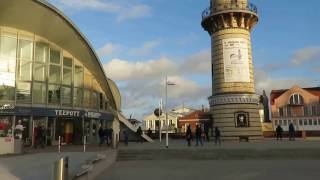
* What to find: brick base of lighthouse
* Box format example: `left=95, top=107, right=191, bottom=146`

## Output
left=210, top=95, right=263, bottom=141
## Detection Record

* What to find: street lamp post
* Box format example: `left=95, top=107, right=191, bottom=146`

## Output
left=165, top=76, right=175, bottom=148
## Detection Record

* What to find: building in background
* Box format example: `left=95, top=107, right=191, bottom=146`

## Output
left=143, top=106, right=195, bottom=135
left=271, top=85, right=320, bottom=137
left=178, top=110, right=212, bottom=134
left=0, top=0, right=122, bottom=148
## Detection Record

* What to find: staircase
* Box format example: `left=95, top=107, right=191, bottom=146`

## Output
left=118, top=113, right=154, bottom=143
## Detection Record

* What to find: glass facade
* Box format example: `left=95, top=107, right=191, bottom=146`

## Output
left=0, top=27, right=110, bottom=110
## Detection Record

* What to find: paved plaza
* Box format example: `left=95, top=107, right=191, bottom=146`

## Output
left=0, top=145, right=115, bottom=180
left=95, top=138, right=320, bottom=180
left=96, top=160, right=320, bottom=180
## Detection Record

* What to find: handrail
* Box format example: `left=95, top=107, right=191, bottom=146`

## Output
left=202, top=2, right=258, bottom=20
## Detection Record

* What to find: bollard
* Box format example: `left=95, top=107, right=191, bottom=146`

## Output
left=83, top=136, right=86, bottom=152
left=53, top=156, right=69, bottom=180
left=58, top=136, right=61, bottom=153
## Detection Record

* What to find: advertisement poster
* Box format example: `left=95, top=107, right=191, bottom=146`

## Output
left=222, top=38, right=250, bottom=82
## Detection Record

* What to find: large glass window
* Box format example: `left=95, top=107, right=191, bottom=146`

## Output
left=33, top=82, right=46, bottom=104
left=49, top=65, right=61, bottom=84
left=62, top=87, right=72, bottom=106
left=33, top=63, right=46, bottom=81
left=18, top=60, right=32, bottom=81
left=91, top=91, right=99, bottom=109
left=0, top=35, right=16, bottom=101
left=0, top=116, right=13, bottom=137
left=16, top=82, right=31, bottom=103
left=84, top=73, right=92, bottom=89
left=73, top=88, right=83, bottom=107
left=1, top=36, right=17, bottom=59
left=74, top=65, right=83, bottom=87
left=50, top=49, right=61, bottom=64
left=63, top=57, right=72, bottom=86
left=18, top=39, right=33, bottom=60
left=83, top=89, right=91, bottom=108
left=35, top=42, right=48, bottom=63
left=0, top=85, right=15, bottom=101
left=48, top=85, right=60, bottom=105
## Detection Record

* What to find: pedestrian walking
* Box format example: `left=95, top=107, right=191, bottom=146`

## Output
left=289, top=123, right=295, bottom=141
left=108, top=128, right=114, bottom=146
left=186, top=125, right=192, bottom=147
left=98, top=126, right=104, bottom=146
left=136, top=126, right=143, bottom=143
left=147, top=128, right=152, bottom=138
left=204, top=124, right=210, bottom=142
left=215, top=127, right=221, bottom=146
left=276, top=125, right=283, bottom=140
left=195, top=125, right=203, bottom=146
left=104, top=128, right=109, bottom=146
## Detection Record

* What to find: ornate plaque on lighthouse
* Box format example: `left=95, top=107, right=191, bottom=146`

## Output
left=201, top=0, right=263, bottom=141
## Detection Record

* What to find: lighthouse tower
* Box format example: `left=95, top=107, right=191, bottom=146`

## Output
left=201, top=0, right=262, bottom=141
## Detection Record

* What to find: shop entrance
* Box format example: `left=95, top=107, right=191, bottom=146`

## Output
left=55, top=118, right=82, bottom=144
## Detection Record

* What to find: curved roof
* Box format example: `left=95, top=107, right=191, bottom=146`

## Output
left=107, top=79, right=121, bottom=111
left=0, top=0, right=118, bottom=110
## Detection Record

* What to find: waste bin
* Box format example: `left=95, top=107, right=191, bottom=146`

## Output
left=53, top=156, right=69, bottom=180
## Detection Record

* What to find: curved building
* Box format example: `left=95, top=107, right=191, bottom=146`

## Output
left=0, top=0, right=121, bottom=145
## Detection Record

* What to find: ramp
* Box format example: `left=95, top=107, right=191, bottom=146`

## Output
left=118, top=113, right=154, bottom=143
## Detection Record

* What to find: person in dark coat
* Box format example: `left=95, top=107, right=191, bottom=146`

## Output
left=147, top=128, right=152, bottom=138
left=108, top=128, right=113, bottom=146
left=204, top=124, right=210, bottom=142
left=186, top=125, right=192, bottom=146
left=276, top=125, right=283, bottom=140
left=195, top=125, right=203, bottom=146
left=288, top=123, right=295, bottom=141
left=215, top=127, right=221, bottom=146
left=104, top=128, right=109, bottom=146
left=136, top=126, right=143, bottom=143
left=98, top=126, right=104, bottom=146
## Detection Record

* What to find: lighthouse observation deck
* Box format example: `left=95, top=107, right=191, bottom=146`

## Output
left=202, top=2, right=258, bottom=20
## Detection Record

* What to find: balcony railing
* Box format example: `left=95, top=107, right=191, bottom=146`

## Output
left=202, top=2, right=258, bottom=20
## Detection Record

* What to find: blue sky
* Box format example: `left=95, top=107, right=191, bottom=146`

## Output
left=48, top=0, right=320, bottom=119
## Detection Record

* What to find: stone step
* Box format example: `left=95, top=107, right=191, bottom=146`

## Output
left=117, top=149, right=320, bottom=161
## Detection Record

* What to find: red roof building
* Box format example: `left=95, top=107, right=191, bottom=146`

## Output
left=178, top=110, right=211, bottom=133
left=270, top=85, right=320, bottom=136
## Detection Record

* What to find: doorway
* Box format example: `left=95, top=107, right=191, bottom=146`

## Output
left=55, top=118, right=83, bottom=145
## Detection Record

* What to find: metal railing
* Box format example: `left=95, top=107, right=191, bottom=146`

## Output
left=202, top=2, right=258, bottom=20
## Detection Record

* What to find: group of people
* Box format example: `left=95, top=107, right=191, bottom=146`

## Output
left=185, top=125, right=221, bottom=146
left=276, top=122, right=295, bottom=141
left=98, top=127, right=114, bottom=146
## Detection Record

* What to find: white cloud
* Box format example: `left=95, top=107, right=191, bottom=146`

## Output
left=51, top=0, right=121, bottom=12
left=104, top=57, right=178, bottom=81
left=254, top=67, right=318, bottom=96
left=291, top=47, right=320, bottom=66
left=103, top=49, right=212, bottom=119
left=97, top=43, right=119, bottom=57
left=117, top=4, right=152, bottom=22
left=181, top=49, right=211, bottom=74
left=129, top=40, right=160, bottom=56
left=50, top=0, right=152, bottom=22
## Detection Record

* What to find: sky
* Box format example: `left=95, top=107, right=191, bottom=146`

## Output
left=48, top=0, right=320, bottom=120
